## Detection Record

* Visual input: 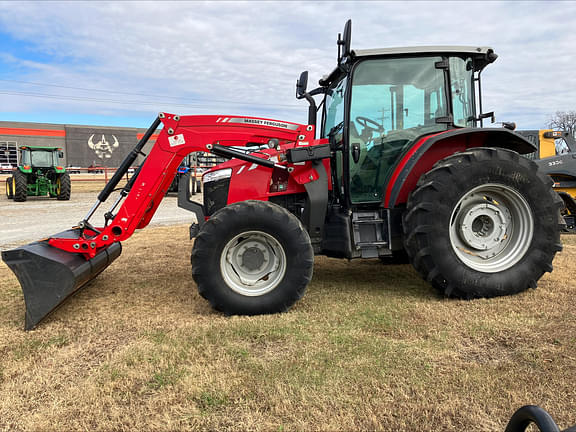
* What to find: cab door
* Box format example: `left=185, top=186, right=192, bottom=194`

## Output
left=347, top=57, right=449, bottom=204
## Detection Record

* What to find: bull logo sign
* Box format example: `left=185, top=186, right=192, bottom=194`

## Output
left=88, top=134, right=120, bottom=159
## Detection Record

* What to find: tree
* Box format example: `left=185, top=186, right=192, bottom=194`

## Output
left=548, top=111, right=576, bottom=137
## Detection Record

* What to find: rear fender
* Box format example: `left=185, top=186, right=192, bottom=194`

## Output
left=384, top=128, right=536, bottom=208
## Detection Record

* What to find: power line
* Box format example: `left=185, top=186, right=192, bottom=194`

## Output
left=0, top=78, right=302, bottom=109
left=0, top=90, right=303, bottom=111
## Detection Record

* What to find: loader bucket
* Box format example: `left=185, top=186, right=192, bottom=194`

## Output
left=1, top=229, right=122, bottom=330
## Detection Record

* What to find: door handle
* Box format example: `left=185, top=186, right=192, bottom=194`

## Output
left=352, top=142, right=361, bottom=163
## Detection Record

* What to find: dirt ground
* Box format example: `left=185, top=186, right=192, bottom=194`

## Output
left=0, top=177, right=198, bottom=249
left=0, top=227, right=575, bottom=431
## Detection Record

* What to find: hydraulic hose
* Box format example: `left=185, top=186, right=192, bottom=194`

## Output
left=98, top=116, right=161, bottom=202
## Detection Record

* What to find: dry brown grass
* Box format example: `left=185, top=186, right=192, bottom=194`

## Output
left=1, top=228, right=575, bottom=431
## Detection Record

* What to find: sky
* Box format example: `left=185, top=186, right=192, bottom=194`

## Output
left=0, top=0, right=574, bottom=130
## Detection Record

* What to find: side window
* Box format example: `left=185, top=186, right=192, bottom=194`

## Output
left=555, top=138, right=570, bottom=155
left=323, top=78, right=347, bottom=138
left=450, top=57, right=475, bottom=127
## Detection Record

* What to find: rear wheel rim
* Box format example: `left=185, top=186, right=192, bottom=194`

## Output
left=220, top=230, right=287, bottom=296
left=449, top=183, right=534, bottom=273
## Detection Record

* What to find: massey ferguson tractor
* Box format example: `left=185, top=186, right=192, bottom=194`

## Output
left=2, top=21, right=563, bottom=330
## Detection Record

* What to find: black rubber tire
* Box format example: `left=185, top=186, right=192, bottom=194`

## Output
left=192, top=200, right=314, bottom=315
left=5, top=176, right=13, bottom=199
left=403, top=147, right=563, bottom=299
left=380, top=250, right=410, bottom=265
left=56, top=172, right=71, bottom=200
left=13, top=170, right=28, bottom=202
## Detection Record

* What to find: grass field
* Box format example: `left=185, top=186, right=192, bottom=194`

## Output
left=0, top=226, right=575, bottom=431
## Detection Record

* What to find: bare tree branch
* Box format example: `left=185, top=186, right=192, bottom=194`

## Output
left=548, top=111, right=576, bottom=137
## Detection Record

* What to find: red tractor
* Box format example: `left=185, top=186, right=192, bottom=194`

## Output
left=2, top=21, right=562, bottom=329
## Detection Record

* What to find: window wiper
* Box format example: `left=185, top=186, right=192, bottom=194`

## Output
left=329, top=121, right=344, bottom=137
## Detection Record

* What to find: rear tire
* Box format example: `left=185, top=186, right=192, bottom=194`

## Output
left=56, top=172, right=71, bottom=200
left=192, top=200, right=314, bottom=315
left=5, top=176, right=13, bottom=199
left=13, top=170, right=28, bottom=202
left=403, top=147, right=563, bottom=299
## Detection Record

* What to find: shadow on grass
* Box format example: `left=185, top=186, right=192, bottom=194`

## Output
left=310, top=257, right=437, bottom=301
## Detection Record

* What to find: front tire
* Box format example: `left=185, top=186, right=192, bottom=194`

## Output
left=403, top=147, right=563, bottom=299
left=192, top=200, right=314, bottom=315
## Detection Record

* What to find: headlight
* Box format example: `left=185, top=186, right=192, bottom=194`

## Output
left=203, top=168, right=232, bottom=184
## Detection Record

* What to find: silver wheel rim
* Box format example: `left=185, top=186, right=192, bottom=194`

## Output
left=220, top=230, right=287, bottom=296
left=449, top=183, right=534, bottom=273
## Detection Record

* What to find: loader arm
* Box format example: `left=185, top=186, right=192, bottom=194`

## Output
left=49, top=113, right=314, bottom=259
left=2, top=113, right=317, bottom=329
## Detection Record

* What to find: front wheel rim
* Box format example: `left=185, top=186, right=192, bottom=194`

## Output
left=220, top=230, right=287, bottom=296
left=449, top=184, right=534, bottom=273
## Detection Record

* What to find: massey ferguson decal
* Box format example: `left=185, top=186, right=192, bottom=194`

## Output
left=88, top=134, right=120, bottom=159
left=216, top=117, right=299, bottom=130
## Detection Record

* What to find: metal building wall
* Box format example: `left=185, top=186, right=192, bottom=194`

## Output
left=0, top=121, right=66, bottom=164
left=0, top=121, right=155, bottom=167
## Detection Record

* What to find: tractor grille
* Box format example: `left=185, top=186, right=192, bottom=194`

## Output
left=203, top=178, right=230, bottom=216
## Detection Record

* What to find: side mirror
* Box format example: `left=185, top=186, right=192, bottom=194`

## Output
left=338, top=19, right=352, bottom=61
left=296, top=71, right=309, bottom=99
left=58, top=151, right=64, bottom=158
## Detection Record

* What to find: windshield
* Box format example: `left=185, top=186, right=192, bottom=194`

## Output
left=348, top=56, right=448, bottom=203
left=29, top=150, right=57, bottom=168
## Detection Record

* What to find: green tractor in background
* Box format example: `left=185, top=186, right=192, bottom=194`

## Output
left=5, top=146, right=71, bottom=202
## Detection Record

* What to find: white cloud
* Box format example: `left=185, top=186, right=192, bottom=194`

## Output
left=0, top=0, right=574, bottom=129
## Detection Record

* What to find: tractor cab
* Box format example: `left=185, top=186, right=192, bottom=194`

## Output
left=19, top=146, right=65, bottom=171
left=298, top=20, right=500, bottom=207
left=321, top=46, right=496, bottom=204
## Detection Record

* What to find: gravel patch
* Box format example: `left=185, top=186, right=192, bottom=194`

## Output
left=0, top=191, right=198, bottom=249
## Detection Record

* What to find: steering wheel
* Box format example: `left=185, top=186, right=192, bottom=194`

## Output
left=355, top=116, right=383, bottom=133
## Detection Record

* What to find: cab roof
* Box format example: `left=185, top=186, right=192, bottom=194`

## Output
left=319, top=45, right=497, bottom=86
left=19, top=146, right=62, bottom=151
left=353, top=45, right=496, bottom=71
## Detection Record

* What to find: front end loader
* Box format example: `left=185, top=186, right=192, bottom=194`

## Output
left=2, top=20, right=563, bottom=330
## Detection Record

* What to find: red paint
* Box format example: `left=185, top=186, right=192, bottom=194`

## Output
left=48, top=113, right=321, bottom=259
left=0, top=127, right=66, bottom=137
left=385, top=130, right=488, bottom=207
left=136, top=133, right=159, bottom=141
left=384, top=131, right=448, bottom=207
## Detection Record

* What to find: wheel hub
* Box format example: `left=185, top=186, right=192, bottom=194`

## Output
left=449, top=185, right=534, bottom=273
left=221, top=231, right=286, bottom=296
left=459, top=202, right=510, bottom=251
left=240, top=245, right=267, bottom=272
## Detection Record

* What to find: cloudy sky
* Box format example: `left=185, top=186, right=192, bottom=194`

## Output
left=0, top=1, right=574, bottom=130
